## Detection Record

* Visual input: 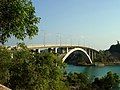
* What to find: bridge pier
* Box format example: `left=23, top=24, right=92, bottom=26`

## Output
left=88, top=49, right=91, bottom=56
left=87, top=49, right=93, bottom=61
left=66, top=47, right=69, bottom=53
left=57, top=48, right=65, bottom=54
left=91, top=51, right=94, bottom=61
left=28, top=45, right=98, bottom=62
left=55, top=47, right=58, bottom=53
left=38, top=49, right=41, bottom=53
left=62, top=48, right=67, bottom=54
left=94, top=52, right=97, bottom=59
left=93, top=51, right=97, bottom=60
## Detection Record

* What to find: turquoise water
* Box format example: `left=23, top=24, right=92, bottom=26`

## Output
left=66, top=65, right=120, bottom=89
left=66, top=65, right=120, bottom=78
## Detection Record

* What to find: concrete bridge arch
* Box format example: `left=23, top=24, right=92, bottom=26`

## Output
left=62, top=48, right=92, bottom=64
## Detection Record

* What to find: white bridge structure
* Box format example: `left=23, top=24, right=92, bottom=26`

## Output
left=27, top=44, right=98, bottom=64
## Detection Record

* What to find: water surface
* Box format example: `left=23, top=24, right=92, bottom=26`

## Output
left=66, top=65, right=120, bottom=78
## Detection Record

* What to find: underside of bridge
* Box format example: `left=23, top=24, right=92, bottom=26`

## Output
left=62, top=48, right=92, bottom=65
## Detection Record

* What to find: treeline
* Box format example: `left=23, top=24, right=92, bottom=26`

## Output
left=0, top=43, right=67, bottom=90
left=94, top=43, right=120, bottom=64
left=0, top=44, right=120, bottom=90
left=65, top=72, right=120, bottom=90
left=94, top=50, right=120, bottom=65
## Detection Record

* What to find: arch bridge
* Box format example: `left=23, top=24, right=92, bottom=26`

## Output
left=27, top=44, right=98, bottom=64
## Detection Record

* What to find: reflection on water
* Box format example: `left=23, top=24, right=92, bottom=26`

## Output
left=66, top=65, right=120, bottom=79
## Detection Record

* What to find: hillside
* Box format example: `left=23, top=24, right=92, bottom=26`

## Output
left=108, top=41, right=120, bottom=59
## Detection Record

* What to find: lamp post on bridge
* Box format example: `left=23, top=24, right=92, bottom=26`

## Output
left=59, top=33, right=61, bottom=46
left=43, top=31, right=46, bottom=46
left=58, top=33, right=62, bottom=46
left=70, top=38, right=73, bottom=46
left=56, top=33, right=62, bottom=46
left=40, top=30, right=46, bottom=46
left=81, top=36, right=85, bottom=46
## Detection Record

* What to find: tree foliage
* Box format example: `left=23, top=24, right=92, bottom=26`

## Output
left=0, top=46, right=11, bottom=84
left=109, top=42, right=120, bottom=53
left=0, top=45, right=120, bottom=90
left=8, top=44, right=33, bottom=89
left=0, top=44, right=120, bottom=90
left=64, top=71, right=120, bottom=90
left=64, top=72, right=90, bottom=90
left=0, top=0, right=40, bottom=44
left=94, top=50, right=111, bottom=63
left=29, top=52, right=66, bottom=90
left=92, top=71, right=120, bottom=90
left=0, top=44, right=67, bottom=90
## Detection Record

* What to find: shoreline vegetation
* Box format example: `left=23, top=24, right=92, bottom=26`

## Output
left=0, top=0, right=120, bottom=89
left=69, top=42, right=120, bottom=67
left=75, top=62, right=120, bottom=67
left=0, top=43, right=120, bottom=90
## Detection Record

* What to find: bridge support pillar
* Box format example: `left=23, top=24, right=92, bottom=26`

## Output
left=35, top=49, right=40, bottom=53
left=38, top=49, right=41, bottom=53
left=84, top=48, right=87, bottom=52
left=55, top=48, right=58, bottom=53
left=93, top=52, right=97, bottom=60
left=88, top=49, right=91, bottom=56
left=88, top=49, right=94, bottom=61
left=48, top=48, right=52, bottom=53
left=91, top=51, right=94, bottom=61
left=95, top=52, right=97, bottom=59
left=62, top=48, right=66, bottom=54
left=66, top=47, right=69, bottom=53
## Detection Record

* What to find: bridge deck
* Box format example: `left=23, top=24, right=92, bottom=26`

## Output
left=27, top=44, right=98, bottom=52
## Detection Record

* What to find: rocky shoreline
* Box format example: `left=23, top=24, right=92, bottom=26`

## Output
left=74, top=62, right=120, bottom=67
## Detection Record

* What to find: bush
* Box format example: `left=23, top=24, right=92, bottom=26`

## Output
left=92, top=71, right=120, bottom=90
left=0, top=46, right=11, bottom=85
left=0, top=44, right=67, bottom=90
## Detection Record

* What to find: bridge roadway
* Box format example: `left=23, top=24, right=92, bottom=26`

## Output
left=27, top=44, right=98, bottom=64
left=27, top=44, right=98, bottom=52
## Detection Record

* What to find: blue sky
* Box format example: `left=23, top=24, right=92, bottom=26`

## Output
left=7, top=0, right=120, bottom=50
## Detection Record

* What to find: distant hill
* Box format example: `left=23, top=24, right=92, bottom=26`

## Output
left=108, top=41, right=120, bottom=59
left=109, top=42, right=120, bottom=53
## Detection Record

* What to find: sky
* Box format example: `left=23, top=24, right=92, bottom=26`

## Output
left=6, top=0, right=120, bottom=50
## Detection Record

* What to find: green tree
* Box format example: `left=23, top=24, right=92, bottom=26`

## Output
left=92, top=71, right=120, bottom=90
left=94, top=50, right=111, bottom=63
left=0, top=46, right=11, bottom=85
left=8, top=44, right=33, bottom=89
left=5, top=44, right=67, bottom=90
left=29, top=52, right=67, bottom=90
left=0, top=0, right=40, bottom=44
left=65, top=73, right=90, bottom=90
